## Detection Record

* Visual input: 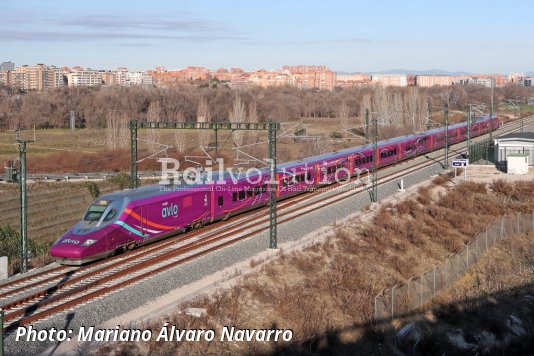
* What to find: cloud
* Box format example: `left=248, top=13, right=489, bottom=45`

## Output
left=57, top=16, right=227, bottom=33
left=0, top=29, right=246, bottom=42
left=0, top=14, right=246, bottom=43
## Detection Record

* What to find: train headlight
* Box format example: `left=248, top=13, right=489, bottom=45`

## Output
left=81, top=239, right=97, bottom=246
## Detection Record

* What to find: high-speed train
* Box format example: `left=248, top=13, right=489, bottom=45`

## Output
left=50, top=115, right=499, bottom=264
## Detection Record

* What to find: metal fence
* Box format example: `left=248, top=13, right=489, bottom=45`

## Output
left=374, top=212, right=534, bottom=321
left=469, top=138, right=495, bottom=164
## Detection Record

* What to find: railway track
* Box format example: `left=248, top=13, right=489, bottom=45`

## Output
left=1, top=116, right=532, bottom=333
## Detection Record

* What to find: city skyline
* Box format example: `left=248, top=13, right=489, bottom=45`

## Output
left=2, top=0, right=533, bottom=73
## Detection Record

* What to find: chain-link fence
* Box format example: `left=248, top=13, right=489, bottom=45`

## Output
left=374, top=212, right=534, bottom=321
left=469, top=138, right=495, bottom=164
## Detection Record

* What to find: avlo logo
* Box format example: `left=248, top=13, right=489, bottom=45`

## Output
left=162, top=202, right=179, bottom=218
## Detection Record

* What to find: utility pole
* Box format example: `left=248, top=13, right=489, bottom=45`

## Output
left=16, top=131, right=32, bottom=274
left=467, top=105, right=472, bottom=159
left=489, top=79, right=494, bottom=141
left=268, top=121, right=278, bottom=249
left=426, top=101, right=430, bottom=131
left=365, top=109, right=369, bottom=142
left=371, top=115, right=378, bottom=203
left=444, top=103, right=449, bottom=169
left=129, top=120, right=138, bottom=189
left=214, top=127, right=219, bottom=160
left=520, top=103, right=524, bottom=133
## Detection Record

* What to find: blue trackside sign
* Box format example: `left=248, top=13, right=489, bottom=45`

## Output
left=452, top=159, right=468, bottom=167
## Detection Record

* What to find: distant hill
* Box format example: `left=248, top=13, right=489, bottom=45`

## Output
left=526, top=71, right=534, bottom=76
left=335, top=69, right=472, bottom=75
left=371, top=69, right=471, bottom=75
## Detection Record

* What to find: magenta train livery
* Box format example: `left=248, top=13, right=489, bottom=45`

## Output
left=50, top=115, right=499, bottom=264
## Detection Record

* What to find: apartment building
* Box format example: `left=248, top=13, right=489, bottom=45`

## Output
left=283, top=65, right=336, bottom=91
left=371, top=74, right=408, bottom=87
left=0, top=61, right=15, bottom=71
left=67, top=70, right=103, bottom=86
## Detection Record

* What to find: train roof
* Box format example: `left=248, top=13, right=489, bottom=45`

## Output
left=277, top=115, right=492, bottom=167
left=100, top=115, right=495, bottom=201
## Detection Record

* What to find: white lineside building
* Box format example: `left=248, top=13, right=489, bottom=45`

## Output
left=494, top=132, right=534, bottom=166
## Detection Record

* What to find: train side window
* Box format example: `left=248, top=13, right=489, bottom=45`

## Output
left=218, top=196, right=224, bottom=207
left=307, top=171, right=312, bottom=181
left=239, top=190, right=245, bottom=200
left=247, top=189, right=253, bottom=198
left=103, top=209, right=116, bottom=222
left=232, top=192, right=237, bottom=202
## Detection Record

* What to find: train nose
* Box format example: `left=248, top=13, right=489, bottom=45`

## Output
left=50, top=229, right=107, bottom=264
left=50, top=242, right=83, bottom=259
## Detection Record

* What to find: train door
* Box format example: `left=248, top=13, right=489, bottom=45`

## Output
left=141, top=205, right=148, bottom=239
left=132, top=205, right=148, bottom=241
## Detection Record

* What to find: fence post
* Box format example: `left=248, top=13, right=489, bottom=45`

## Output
left=475, top=235, right=480, bottom=262
left=457, top=251, right=460, bottom=276
left=391, top=285, right=397, bottom=320
left=501, top=216, right=505, bottom=240
left=407, top=277, right=413, bottom=309
left=374, top=293, right=380, bottom=321
left=467, top=243, right=469, bottom=268
left=433, top=265, right=437, bottom=295
left=485, top=226, right=488, bottom=251
left=420, top=275, right=423, bottom=307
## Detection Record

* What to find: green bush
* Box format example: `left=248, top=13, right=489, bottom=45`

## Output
left=330, top=131, right=343, bottom=139
left=86, top=181, right=101, bottom=198
left=0, top=225, right=49, bottom=261
left=108, top=172, right=135, bottom=190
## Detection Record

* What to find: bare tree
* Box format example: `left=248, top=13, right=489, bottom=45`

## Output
left=417, top=95, right=429, bottom=132
left=359, top=94, right=371, bottom=127
left=407, top=86, right=418, bottom=132
left=248, top=101, right=258, bottom=123
left=338, top=101, right=350, bottom=130
left=146, top=101, right=162, bottom=151
left=229, top=94, right=246, bottom=146
left=172, top=110, right=186, bottom=153
left=392, top=92, right=403, bottom=125
left=105, top=112, right=129, bottom=150
left=197, top=97, right=211, bottom=147
left=372, top=86, right=389, bottom=124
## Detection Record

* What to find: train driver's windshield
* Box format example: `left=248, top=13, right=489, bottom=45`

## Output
left=83, top=200, right=111, bottom=221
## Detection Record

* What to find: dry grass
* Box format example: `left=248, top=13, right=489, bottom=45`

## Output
left=98, top=179, right=534, bottom=355
left=375, top=231, right=534, bottom=355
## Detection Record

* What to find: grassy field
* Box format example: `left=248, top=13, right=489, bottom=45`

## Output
left=93, top=177, right=534, bottom=355
left=0, top=114, right=478, bottom=174
left=0, top=121, right=346, bottom=173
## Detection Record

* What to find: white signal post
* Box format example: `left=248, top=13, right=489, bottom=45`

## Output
left=452, top=159, right=469, bottom=181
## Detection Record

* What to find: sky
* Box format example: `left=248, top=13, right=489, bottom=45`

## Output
left=1, top=0, right=533, bottom=73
